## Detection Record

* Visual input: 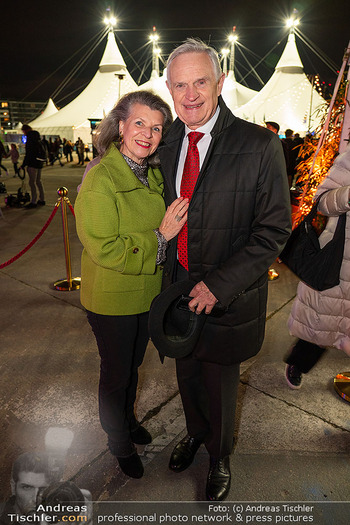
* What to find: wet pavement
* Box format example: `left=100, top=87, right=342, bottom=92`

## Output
left=1, top=158, right=350, bottom=509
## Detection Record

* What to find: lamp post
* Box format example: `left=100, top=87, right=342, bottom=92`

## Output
left=221, top=48, right=229, bottom=76
left=228, top=30, right=238, bottom=74
left=150, top=29, right=160, bottom=75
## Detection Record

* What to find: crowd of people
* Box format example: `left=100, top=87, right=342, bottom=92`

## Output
left=1, top=37, right=349, bottom=509
left=0, top=132, right=93, bottom=208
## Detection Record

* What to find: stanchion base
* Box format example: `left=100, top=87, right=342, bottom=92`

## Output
left=334, top=371, right=350, bottom=403
left=54, top=277, right=81, bottom=291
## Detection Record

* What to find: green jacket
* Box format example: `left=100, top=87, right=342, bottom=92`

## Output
left=75, top=145, right=165, bottom=315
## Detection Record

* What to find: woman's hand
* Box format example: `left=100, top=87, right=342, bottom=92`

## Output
left=159, top=197, right=189, bottom=241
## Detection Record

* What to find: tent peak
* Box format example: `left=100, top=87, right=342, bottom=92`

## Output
left=99, top=31, right=127, bottom=73
left=275, top=32, right=303, bottom=71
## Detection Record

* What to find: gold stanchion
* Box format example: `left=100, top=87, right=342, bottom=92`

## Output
left=54, top=187, right=81, bottom=291
left=334, top=372, right=350, bottom=403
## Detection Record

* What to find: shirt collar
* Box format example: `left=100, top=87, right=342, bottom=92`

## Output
left=184, top=106, right=220, bottom=138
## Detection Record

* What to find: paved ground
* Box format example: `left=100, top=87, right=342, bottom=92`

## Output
left=1, top=158, right=350, bottom=512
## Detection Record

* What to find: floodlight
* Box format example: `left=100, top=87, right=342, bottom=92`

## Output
left=286, top=17, right=300, bottom=29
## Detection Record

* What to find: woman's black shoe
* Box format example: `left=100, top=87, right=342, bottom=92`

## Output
left=130, top=425, right=152, bottom=445
left=117, top=452, right=144, bottom=478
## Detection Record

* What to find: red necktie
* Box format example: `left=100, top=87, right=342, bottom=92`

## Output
left=177, top=131, right=204, bottom=270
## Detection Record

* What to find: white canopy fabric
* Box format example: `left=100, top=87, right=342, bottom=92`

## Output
left=234, top=33, right=327, bottom=134
left=221, top=70, right=258, bottom=110
left=29, top=98, right=58, bottom=126
left=32, top=32, right=137, bottom=143
left=30, top=30, right=328, bottom=142
left=138, top=68, right=176, bottom=116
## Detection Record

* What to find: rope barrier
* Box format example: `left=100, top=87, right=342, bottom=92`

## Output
left=1, top=186, right=80, bottom=291
left=0, top=205, right=59, bottom=269
left=0, top=188, right=77, bottom=273
left=67, top=199, right=75, bottom=217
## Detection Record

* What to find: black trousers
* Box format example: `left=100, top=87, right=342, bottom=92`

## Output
left=285, top=338, right=326, bottom=373
left=87, top=310, right=149, bottom=457
left=175, top=263, right=240, bottom=458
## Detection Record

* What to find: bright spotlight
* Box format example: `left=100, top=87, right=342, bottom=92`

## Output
left=228, top=34, right=238, bottom=43
left=104, top=15, right=117, bottom=26
left=286, top=17, right=300, bottom=29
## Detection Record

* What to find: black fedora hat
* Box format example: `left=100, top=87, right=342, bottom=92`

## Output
left=148, top=280, right=207, bottom=359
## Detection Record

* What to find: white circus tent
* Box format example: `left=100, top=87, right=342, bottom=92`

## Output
left=31, top=31, right=137, bottom=143
left=235, top=32, right=327, bottom=133
left=29, top=98, right=58, bottom=126
left=138, top=68, right=175, bottom=116
left=221, top=70, right=258, bottom=110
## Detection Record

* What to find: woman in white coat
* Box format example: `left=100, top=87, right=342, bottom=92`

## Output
left=285, top=143, right=350, bottom=388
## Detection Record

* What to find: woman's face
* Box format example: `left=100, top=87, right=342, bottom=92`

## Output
left=119, top=103, right=164, bottom=164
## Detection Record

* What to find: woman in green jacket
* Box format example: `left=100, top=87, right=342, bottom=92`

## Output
left=75, top=91, right=188, bottom=479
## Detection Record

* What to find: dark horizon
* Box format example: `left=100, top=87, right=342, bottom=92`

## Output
left=1, top=0, right=349, bottom=105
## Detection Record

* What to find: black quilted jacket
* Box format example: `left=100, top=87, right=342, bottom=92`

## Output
left=158, top=97, right=291, bottom=365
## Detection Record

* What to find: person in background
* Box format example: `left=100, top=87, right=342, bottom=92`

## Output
left=0, top=139, right=9, bottom=176
left=21, top=124, right=45, bottom=208
left=50, top=137, right=63, bottom=166
left=41, top=136, right=50, bottom=165
left=265, top=121, right=280, bottom=135
left=75, top=91, right=189, bottom=480
left=265, top=121, right=286, bottom=281
left=66, top=140, right=73, bottom=162
left=285, top=144, right=350, bottom=389
left=76, top=138, right=85, bottom=165
left=282, top=128, right=297, bottom=187
left=8, top=144, right=20, bottom=177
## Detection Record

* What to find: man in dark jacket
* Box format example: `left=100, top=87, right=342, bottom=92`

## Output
left=158, top=39, right=291, bottom=501
left=21, top=124, right=45, bottom=208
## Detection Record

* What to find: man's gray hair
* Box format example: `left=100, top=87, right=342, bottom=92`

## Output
left=166, top=38, right=222, bottom=83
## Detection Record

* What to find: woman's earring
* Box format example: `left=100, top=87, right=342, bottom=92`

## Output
left=119, top=131, right=124, bottom=145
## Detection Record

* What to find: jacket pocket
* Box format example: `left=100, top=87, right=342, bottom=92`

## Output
left=102, top=268, right=144, bottom=293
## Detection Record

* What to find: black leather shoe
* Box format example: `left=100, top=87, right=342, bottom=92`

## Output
left=206, top=456, right=231, bottom=501
left=169, top=435, right=202, bottom=472
left=117, top=452, right=144, bottom=478
left=131, top=425, right=152, bottom=445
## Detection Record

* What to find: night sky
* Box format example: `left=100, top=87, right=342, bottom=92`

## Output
left=1, top=0, right=349, bottom=106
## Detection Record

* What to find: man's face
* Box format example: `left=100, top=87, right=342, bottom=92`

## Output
left=167, top=52, right=225, bottom=130
left=12, top=471, right=48, bottom=516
